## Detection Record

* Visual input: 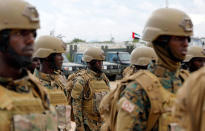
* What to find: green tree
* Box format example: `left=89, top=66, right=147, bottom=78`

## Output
left=70, top=38, right=86, bottom=43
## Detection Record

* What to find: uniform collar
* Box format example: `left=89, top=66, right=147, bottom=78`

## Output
left=35, top=70, right=60, bottom=82
left=148, top=63, right=180, bottom=78
left=87, top=69, right=104, bottom=78
left=0, top=69, right=31, bottom=92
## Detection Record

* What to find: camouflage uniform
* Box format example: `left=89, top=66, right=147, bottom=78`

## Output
left=34, top=69, right=71, bottom=130
left=33, top=35, right=71, bottom=130
left=34, top=69, right=68, bottom=91
left=116, top=8, right=193, bottom=131
left=122, top=65, right=137, bottom=77
left=116, top=63, right=184, bottom=131
left=0, top=69, right=57, bottom=131
left=0, top=0, right=58, bottom=130
left=71, top=69, right=110, bottom=131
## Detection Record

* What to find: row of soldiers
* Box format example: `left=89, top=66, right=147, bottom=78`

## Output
left=0, top=0, right=205, bottom=131
left=99, top=8, right=205, bottom=131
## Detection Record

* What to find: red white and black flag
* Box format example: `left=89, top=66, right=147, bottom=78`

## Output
left=132, top=32, right=140, bottom=39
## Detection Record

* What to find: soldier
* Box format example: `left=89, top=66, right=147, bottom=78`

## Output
left=122, top=46, right=157, bottom=77
left=174, top=66, right=205, bottom=131
left=116, top=8, right=192, bottom=131
left=71, top=47, right=110, bottom=131
left=0, top=0, right=57, bottom=130
left=27, top=57, right=40, bottom=73
left=183, top=46, right=205, bottom=72
left=33, top=35, right=71, bottom=130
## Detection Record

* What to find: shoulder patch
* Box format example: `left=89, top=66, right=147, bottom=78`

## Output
left=121, top=99, right=135, bottom=113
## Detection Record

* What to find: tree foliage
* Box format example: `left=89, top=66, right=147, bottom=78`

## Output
left=70, top=38, right=86, bottom=43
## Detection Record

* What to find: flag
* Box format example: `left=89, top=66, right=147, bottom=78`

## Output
left=132, top=32, right=140, bottom=39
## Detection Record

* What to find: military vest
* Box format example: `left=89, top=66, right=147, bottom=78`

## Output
left=100, top=69, right=189, bottom=131
left=35, top=70, right=71, bottom=130
left=0, top=72, right=57, bottom=131
left=82, top=73, right=110, bottom=121
left=134, top=70, right=186, bottom=131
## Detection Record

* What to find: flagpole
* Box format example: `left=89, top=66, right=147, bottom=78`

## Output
left=166, top=0, right=169, bottom=8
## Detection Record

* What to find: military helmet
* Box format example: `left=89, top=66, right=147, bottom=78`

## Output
left=130, top=46, right=157, bottom=65
left=184, top=46, right=205, bottom=62
left=142, top=8, right=193, bottom=42
left=0, top=0, right=40, bottom=31
left=33, top=35, right=66, bottom=58
left=82, top=47, right=105, bottom=62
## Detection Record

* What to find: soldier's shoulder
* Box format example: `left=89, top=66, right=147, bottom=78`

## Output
left=121, top=70, right=158, bottom=100
left=182, top=67, right=205, bottom=92
left=0, top=85, right=13, bottom=110
left=74, top=75, right=87, bottom=85
left=124, top=82, right=145, bottom=96
left=27, top=72, right=50, bottom=108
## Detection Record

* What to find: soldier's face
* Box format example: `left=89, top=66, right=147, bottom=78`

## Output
left=54, top=53, right=63, bottom=70
left=6, top=29, right=36, bottom=68
left=190, top=57, right=205, bottom=71
left=9, top=29, right=35, bottom=57
left=168, top=36, right=189, bottom=59
left=32, top=57, right=40, bottom=70
left=95, top=60, right=103, bottom=70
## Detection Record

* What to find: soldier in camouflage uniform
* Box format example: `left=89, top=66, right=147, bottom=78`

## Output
left=0, top=0, right=57, bottom=130
left=116, top=8, right=192, bottom=131
left=174, top=66, right=205, bottom=131
left=71, top=47, right=110, bottom=131
left=33, top=35, right=71, bottom=130
left=182, top=46, right=205, bottom=72
left=122, top=46, right=157, bottom=77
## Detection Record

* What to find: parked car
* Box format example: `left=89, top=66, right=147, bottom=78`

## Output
left=105, top=51, right=130, bottom=72
left=62, top=54, right=85, bottom=77
left=72, top=52, right=121, bottom=80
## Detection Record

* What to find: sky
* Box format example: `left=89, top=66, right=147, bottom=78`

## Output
left=27, top=0, right=205, bottom=42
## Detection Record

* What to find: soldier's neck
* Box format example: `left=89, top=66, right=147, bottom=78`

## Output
left=40, top=65, right=55, bottom=74
left=0, top=56, right=23, bottom=80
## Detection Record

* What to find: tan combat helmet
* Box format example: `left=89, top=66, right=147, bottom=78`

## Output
left=82, top=47, right=105, bottom=62
left=142, top=8, right=193, bottom=42
left=131, top=47, right=157, bottom=66
left=0, top=0, right=40, bottom=31
left=184, top=46, right=205, bottom=62
left=33, top=35, right=66, bottom=58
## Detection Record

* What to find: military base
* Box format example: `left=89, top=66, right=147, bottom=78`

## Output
left=0, top=0, right=205, bottom=131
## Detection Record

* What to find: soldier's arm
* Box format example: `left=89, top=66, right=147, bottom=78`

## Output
left=116, top=82, right=150, bottom=131
left=71, top=77, right=85, bottom=131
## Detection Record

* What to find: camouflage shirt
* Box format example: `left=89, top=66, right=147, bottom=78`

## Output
left=34, top=69, right=68, bottom=90
left=122, top=65, right=138, bottom=78
left=116, top=63, right=183, bottom=131
left=71, top=69, right=110, bottom=131
left=34, top=69, right=71, bottom=130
